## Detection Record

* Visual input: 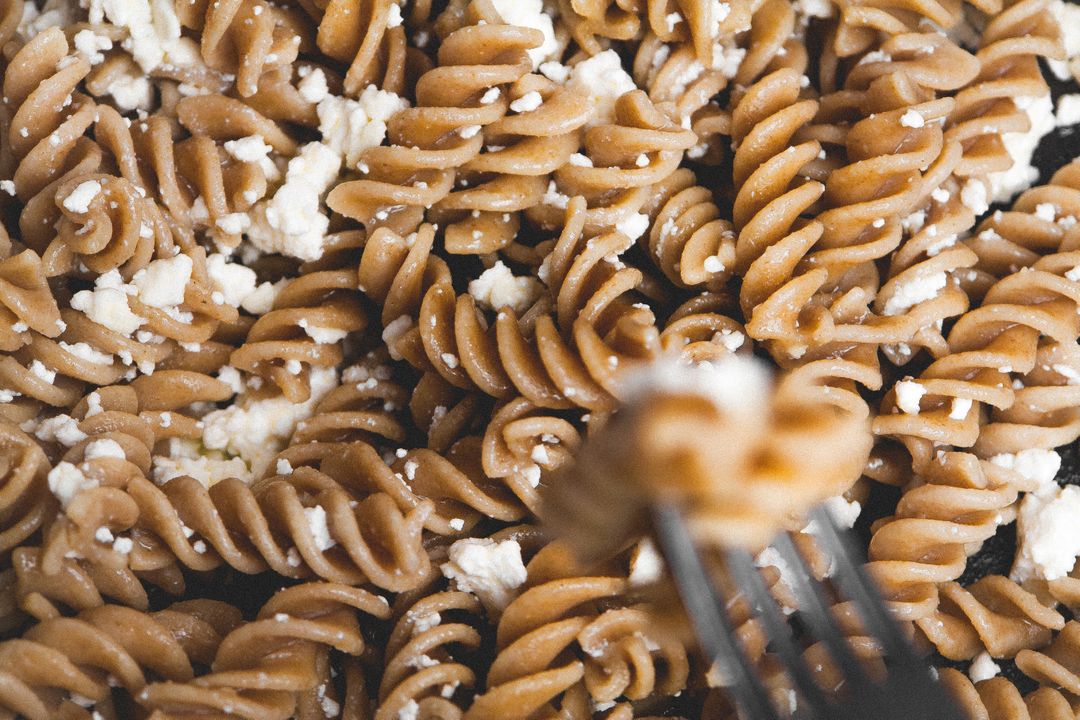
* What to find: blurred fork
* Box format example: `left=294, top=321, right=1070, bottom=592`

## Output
left=651, top=503, right=966, bottom=720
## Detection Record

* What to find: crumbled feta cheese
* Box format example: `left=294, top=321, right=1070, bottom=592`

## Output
left=1012, top=483, right=1080, bottom=582
left=704, top=256, right=726, bottom=273
left=70, top=269, right=147, bottom=336
left=882, top=272, right=947, bottom=315
left=441, top=538, right=528, bottom=612
left=35, top=414, right=88, bottom=446
left=566, top=51, right=637, bottom=126
left=73, top=28, right=112, bottom=64
left=382, top=316, right=413, bottom=360
left=714, top=328, right=744, bottom=352
left=206, top=254, right=258, bottom=308
left=28, top=360, right=55, bottom=384
left=988, top=94, right=1055, bottom=203
left=490, top=0, right=558, bottom=68
left=616, top=212, right=649, bottom=241
left=509, top=91, right=543, bottom=113
left=899, top=109, right=925, bottom=128
left=298, top=319, right=348, bottom=344
left=304, top=505, right=336, bottom=551
left=542, top=180, right=569, bottom=209
left=297, top=67, right=329, bottom=104
left=569, top=153, right=593, bottom=167
left=241, top=279, right=286, bottom=315
left=449, top=518, right=465, bottom=531
left=628, top=538, right=665, bottom=585
left=84, top=438, right=125, bottom=460
left=1048, top=1, right=1080, bottom=80
left=969, top=652, right=1001, bottom=683
left=538, top=61, right=569, bottom=83
left=710, top=42, right=746, bottom=77
left=200, top=367, right=338, bottom=477
left=1057, top=95, right=1080, bottom=127
left=92, top=0, right=186, bottom=72
left=95, top=526, right=114, bottom=544
left=960, top=179, right=989, bottom=216
left=522, top=464, right=541, bottom=487
left=894, top=379, right=926, bottom=414
left=949, top=397, right=972, bottom=420
left=131, top=254, right=192, bottom=309
left=990, top=449, right=1061, bottom=491
left=247, top=142, right=340, bottom=261
left=48, top=462, right=98, bottom=507
left=276, top=458, right=293, bottom=475
left=317, top=85, right=409, bottom=169
left=398, top=700, right=420, bottom=720
left=480, top=87, right=501, bottom=105
left=412, top=611, right=441, bottom=633
left=468, top=261, right=543, bottom=314
left=62, top=180, right=102, bottom=213
left=105, top=68, right=153, bottom=111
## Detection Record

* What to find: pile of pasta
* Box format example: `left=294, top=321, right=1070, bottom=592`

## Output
left=0, top=0, right=1078, bottom=717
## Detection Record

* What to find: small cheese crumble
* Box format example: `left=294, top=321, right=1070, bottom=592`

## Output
left=990, top=449, right=1061, bottom=491
left=628, top=538, right=665, bottom=585
left=440, top=538, right=528, bottom=612
left=616, top=212, right=650, bottom=241
left=894, top=379, right=926, bottom=414
left=969, top=652, right=1001, bottom=683
left=490, top=0, right=558, bottom=68
left=84, top=438, right=125, bottom=460
left=48, top=462, right=98, bottom=507
left=468, top=261, right=543, bottom=314
left=304, top=505, right=336, bottom=551
left=566, top=50, right=637, bottom=127
left=882, top=272, right=947, bottom=316
left=1012, top=483, right=1080, bottom=583
left=62, top=180, right=101, bottom=213
left=509, top=91, right=543, bottom=113
left=899, top=109, right=925, bottom=128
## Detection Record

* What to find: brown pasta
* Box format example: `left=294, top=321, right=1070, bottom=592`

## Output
left=0, top=0, right=1078, bottom=717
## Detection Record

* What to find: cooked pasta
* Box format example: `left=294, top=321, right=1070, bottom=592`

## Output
left=0, top=0, right=1078, bottom=717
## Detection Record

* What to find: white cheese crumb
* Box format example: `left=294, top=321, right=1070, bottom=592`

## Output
left=990, top=449, right=1061, bottom=491
left=1057, top=94, right=1080, bottom=127
left=480, top=87, right=501, bottom=105
left=490, top=0, right=558, bottom=68
left=449, top=518, right=465, bottom=531
left=70, top=269, right=147, bottom=336
left=62, top=180, right=101, bottom=213
left=616, top=212, right=650, bottom=241
left=628, top=538, right=665, bottom=585
left=131, top=254, right=192, bottom=309
left=276, top=458, right=293, bottom=475
left=84, top=438, right=125, bottom=460
left=468, top=261, right=543, bottom=314
left=949, top=397, right=972, bottom=420
left=304, top=505, right=336, bottom=552
left=440, top=538, right=528, bottom=613
left=387, top=2, right=403, bottom=28
left=899, top=109, right=925, bottom=128
left=36, top=414, right=88, bottom=446
left=1012, top=483, right=1080, bottom=582
left=509, top=91, right=543, bottom=113
left=566, top=50, right=637, bottom=127
left=988, top=94, right=1055, bottom=204
left=48, top=462, right=98, bottom=508
left=297, top=67, right=329, bottom=104
left=894, top=379, right=926, bottom=414
left=569, top=153, right=593, bottom=167
left=882, top=272, right=947, bottom=315
left=397, top=700, right=420, bottom=720
left=969, top=651, right=1001, bottom=683
left=960, top=179, right=989, bottom=216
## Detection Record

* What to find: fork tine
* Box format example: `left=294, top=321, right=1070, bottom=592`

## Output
left=803, top=506, right=917, bottom=664
left=772, top=531, right=878, bottom=694
left=725, top=547, right=836, bottom=719
left=652, top=503, right=781, bottom=720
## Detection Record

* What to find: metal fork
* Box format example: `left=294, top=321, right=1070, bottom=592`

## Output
left=651, top=503, right=966, bottom=720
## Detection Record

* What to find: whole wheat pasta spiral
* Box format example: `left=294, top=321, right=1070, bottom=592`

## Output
left=466, top=540, right=689, bottom=720
left=376, top=588, right=484, bottom=720
left=139, top=583, right=388, bottom=720
left=328, top=16, right=540, bottom=234
left=945, top=0, right=1062, bottom=182
left=0, top=599, right=243, bottom=720
left=0, top=423, right=51, bottom=563
left=175, top=0, right=307, bottom=98
left=869, top=163, right=1080, bottom=659
left=546, top=356, right=872, bottom=556
left=314, top=0, right=412, bottom=96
